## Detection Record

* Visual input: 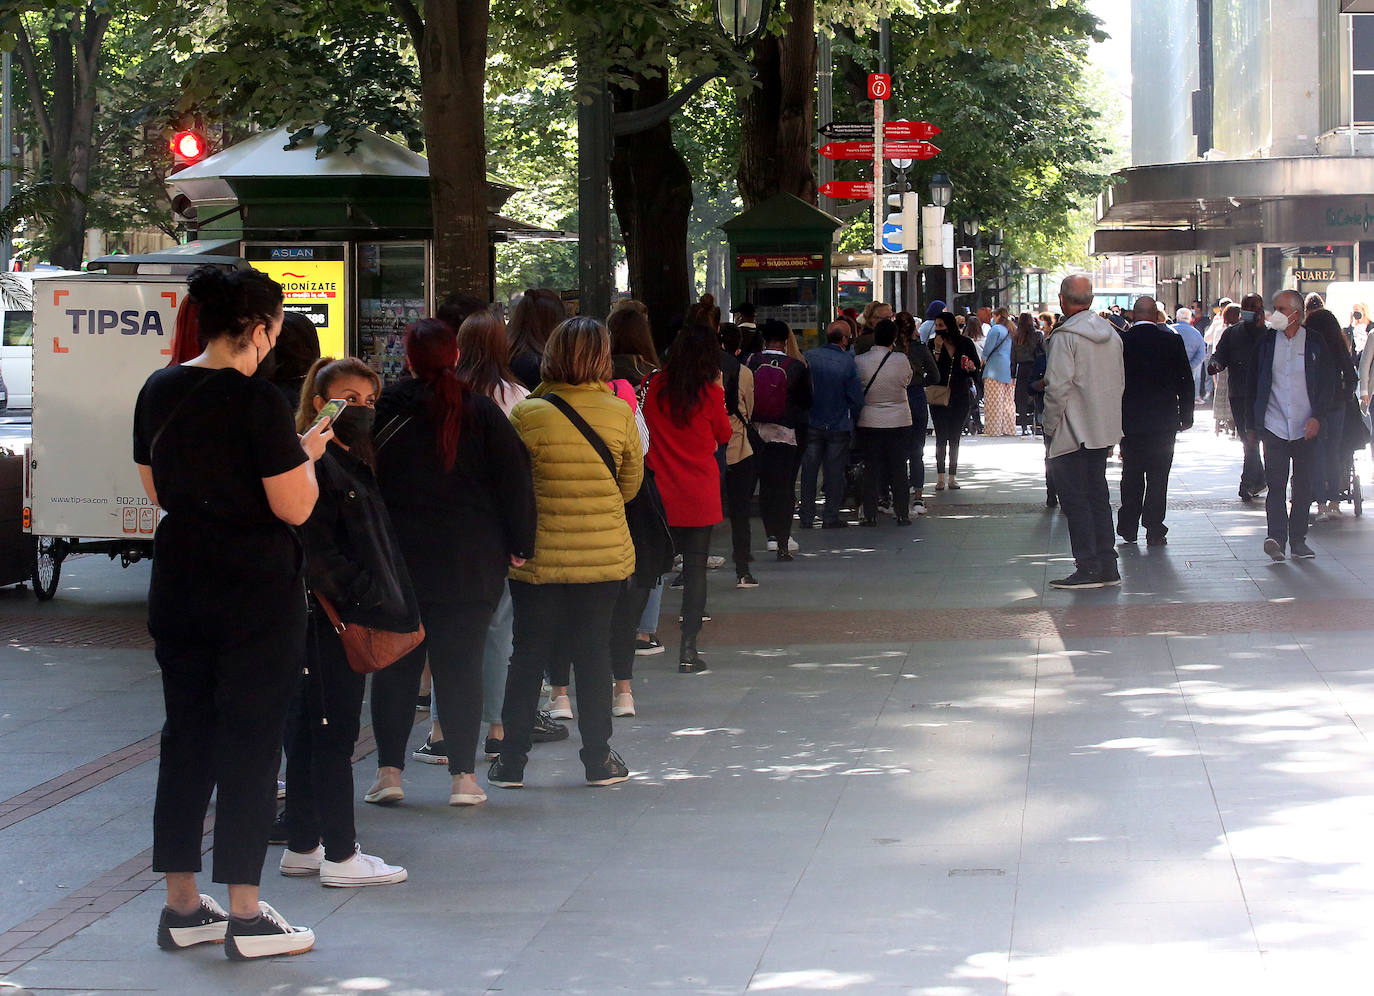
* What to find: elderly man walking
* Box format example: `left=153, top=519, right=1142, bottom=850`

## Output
left=1252, top=289, right=1340, bottom=561
left=1117, top=296, right=1195, bottom=547
left=1043, top=275, right=1125, bottom=589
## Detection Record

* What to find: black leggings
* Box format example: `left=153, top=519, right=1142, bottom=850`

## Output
left=284, top=607, right=365, bottom=862
left=371, top=597, right=497, bottom=775
left=672, top=525, right=712, bottom=641
left=931, top=394, right=971, bottom=475
left=757, top=441, right=800, bottom=546
left=152, top=598, right=304, bottom=885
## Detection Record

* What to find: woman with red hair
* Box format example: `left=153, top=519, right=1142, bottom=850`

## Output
left=365, top=319, right=537, bottom=808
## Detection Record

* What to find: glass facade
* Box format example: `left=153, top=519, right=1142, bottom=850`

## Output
left=1131, top=0, right=1200, bottom=166
left=355, top=242, right=430, bottom=387
left=1212, top=0, right=1269, bottom=156
left=1261, top=245, right=1353, bottom=299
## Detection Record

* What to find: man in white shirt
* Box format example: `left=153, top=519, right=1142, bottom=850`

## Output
left=1250, top=289, right=1339, bottom=561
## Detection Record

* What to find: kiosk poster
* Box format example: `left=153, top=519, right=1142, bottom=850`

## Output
left=244, top=244, right=348, bottom=358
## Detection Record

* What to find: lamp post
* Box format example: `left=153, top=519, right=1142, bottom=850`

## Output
left=987, top=236, right=1002, bottom=308
left=577, top=0, right=771, bottom=320
left=928, top=173, right=953, bottom=308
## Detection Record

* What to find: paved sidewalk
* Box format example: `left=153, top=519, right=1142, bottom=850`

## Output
left=2, top=415, right=1373, bottom=995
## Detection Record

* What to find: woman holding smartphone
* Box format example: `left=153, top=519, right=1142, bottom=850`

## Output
left=133, top=265, right=327, bottom=959
left=276, top=357, right=415, bottom=887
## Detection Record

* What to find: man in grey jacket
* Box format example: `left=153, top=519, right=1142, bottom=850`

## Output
left=1043, top=275, right=1126, bottom=589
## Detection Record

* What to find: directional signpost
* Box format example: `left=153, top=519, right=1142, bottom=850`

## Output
left=819, top=180, right=876, bottom=199
left=819, top=141, right=941, bottom=161
left=819, top=120, right=941, bottom=141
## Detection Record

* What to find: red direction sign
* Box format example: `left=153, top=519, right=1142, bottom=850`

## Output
left=819, top=180, right=876, bottom=199
left=885, top=120, right=941, bottom=141
left=819, top=141, right=941, bottom=161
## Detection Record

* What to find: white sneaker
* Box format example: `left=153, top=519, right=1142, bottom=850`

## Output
left=612, top=691, right=636, bottom=717
left=766, top=538, right=778, bottom=552
left=1328, top=502, right=1344, bottom=518
left=319, top=845, right=408, bottom=887
left=787, top=536, right=799, bottom=552
left=912, top=502, right=927, bottom=516
left=706, top=555, right=726, bottom=569
left=279, top=845, right=324, bottom=877
left=546, top=694, right=573, bottom=720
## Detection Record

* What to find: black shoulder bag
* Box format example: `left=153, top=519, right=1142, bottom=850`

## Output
left=544, top=394, right=675, bottom=586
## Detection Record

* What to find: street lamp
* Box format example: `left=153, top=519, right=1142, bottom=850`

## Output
left=715, top=0, right=773, bottom=46
left=929, top=172, right=952, bottom=208
left=961, top=217, right=980, bottom=238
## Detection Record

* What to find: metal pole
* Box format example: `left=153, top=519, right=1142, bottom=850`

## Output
left=577, top=50, right=612, bottom=319
left=818, top=32, right=833, bottom=210
left=872, top=88, right=884, bottom=299
left=1, top=51, right=12, bottom=271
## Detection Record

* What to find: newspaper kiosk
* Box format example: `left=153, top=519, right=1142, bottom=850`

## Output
left=722, top=193, right=842, bottom=351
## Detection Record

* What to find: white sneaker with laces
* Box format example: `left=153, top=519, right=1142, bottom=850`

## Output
left=319, top=845, right=408, bottom=887
left=766, top=538, right=778, bottom=551
left=706, top=555, right=726, bottom=569
left=546, top=694, right=573, bottom=720
left=279, top=845, right=324, bottom=877
left=612, top=691, right=636, bottom=717
left=787, top=536, right=800, bottom=552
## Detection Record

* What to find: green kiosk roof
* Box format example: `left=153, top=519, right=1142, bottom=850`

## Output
left=721, top=193, right=843, bottom=238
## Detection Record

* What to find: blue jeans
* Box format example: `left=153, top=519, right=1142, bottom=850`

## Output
left=637, top=576, right=664, bottom=634
left=481, top=582, right=513, bottom=724
left=800, top=427, right=852, bottom=525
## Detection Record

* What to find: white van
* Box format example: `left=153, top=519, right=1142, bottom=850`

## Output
left=1, top=270, right=82, bottom=410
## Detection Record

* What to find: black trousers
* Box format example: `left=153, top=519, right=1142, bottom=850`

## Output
left=1050, top=445, right=1117, bottom=575
left=371, top=597, right=497, bottom=775
left=1117, top=432, right=1176, bottom=541
left=609, top=579, right=652, bottom=683
left=757, top=441, right=800, bottom=545
left=1230, top=396, right=1265, bottom=495
left=152, top=595, right=304, bottom=885
left=285, top=607, right=366, bottom=863
left=932, top=395, right=971, bottom=475
left=859, top=426, right=912, bottom=519
left=503, top=580, right=620, bottom=765
left=672, top=525, right=712, bottom=641
left=1260, top=430, right=1316, bottom=546
left=723, top=454, right=757, bottom=575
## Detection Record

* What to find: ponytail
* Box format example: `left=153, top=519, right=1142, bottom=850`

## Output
left=404, top=319, right=466, bottom=472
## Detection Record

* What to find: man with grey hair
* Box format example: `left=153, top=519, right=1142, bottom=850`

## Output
left=1171, top=306, right=1208, bottom=398
left=1250, top=289, right=1340, bottom=560
left=1043, top=275, right=1125, bottom=588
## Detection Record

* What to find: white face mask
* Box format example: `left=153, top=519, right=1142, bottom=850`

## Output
left=1265, top=311, right=1290, bottom=333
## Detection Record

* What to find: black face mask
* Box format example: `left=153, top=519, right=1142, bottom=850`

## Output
left=1355, top=313, right=1365, bottom=322
left=331, top=404, right=375, bottom=448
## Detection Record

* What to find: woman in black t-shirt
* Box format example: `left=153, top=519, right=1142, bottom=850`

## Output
left=928, top=311, right=982, bottom=491
left=132, top=266, right=331, bottom=961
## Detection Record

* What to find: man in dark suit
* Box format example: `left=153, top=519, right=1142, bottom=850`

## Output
left=1117, top=295, right=1195, bottom=546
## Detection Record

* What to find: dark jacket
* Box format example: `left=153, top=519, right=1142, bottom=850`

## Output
left=1209, top=319, right=1265, bottom=400
left=301, top=443, right=420, bottom=632
left=1120, top=322, right=1195, bottom=436
left=932, top=333, right=983, bottom=396
left=746, top=349, right=813, bottom=429
left=1250, top=325, right=1342, bottom=437
left=802, top=343, right=864, bottom=431
left=373, top=378, right=537, bottom=604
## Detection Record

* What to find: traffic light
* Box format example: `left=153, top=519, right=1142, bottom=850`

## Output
left=170, top=130, right=208, bottom=172
left=956, top=247, right=975, bottom=294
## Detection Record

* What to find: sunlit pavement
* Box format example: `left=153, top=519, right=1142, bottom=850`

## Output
left=3, top=408, right=1373, bottom=995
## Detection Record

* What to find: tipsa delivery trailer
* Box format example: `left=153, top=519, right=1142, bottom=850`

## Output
left=22, top=271, right=189, bottom=599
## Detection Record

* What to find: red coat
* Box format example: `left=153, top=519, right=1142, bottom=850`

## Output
left=643, top=378, right=732, bottom=527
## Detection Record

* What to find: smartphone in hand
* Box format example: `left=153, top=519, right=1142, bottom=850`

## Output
left=312, top=398, right=347, bottom=429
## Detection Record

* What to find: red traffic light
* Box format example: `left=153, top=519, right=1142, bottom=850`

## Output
left=170, top=130, right=207, bottom=165
left=958, top=262, right=974, bottom=279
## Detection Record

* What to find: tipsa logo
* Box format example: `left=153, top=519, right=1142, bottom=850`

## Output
left=65, top=309, right=167, bottom=335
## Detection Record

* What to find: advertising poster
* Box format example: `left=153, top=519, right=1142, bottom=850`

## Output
left=244, top=244, right=348, bottom=358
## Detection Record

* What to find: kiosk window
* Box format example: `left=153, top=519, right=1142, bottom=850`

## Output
left=357, top=243, right=428, bottom=386
left=743, top=276, right=820, bottom=344
left=3, top=310, right=33, bottom=346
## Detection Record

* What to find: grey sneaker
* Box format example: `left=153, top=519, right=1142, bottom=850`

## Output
left=1290, top=539, right=1316, bottom=558
left=1263, top=537, right=1286, bottom=562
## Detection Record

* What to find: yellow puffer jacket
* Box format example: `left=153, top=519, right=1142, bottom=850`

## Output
left=508, top=381, right=644, bottom=584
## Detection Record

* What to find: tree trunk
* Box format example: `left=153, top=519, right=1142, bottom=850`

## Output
left=610, top=72, right=693, bottom=351
left=736, top=0, right=817, bottom=208
left=404, top=0, right=491, bottom=302
left=705, top=242, right=726, bottom=307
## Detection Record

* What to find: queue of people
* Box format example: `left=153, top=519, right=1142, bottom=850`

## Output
left=140, top=264, right=1361, bottom=962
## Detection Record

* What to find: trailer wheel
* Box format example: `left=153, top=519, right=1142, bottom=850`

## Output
left=32, top=537, right=64, bottom=601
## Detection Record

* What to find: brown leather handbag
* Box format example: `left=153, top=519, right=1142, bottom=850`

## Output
left=312, top=592, right=425, bottom=674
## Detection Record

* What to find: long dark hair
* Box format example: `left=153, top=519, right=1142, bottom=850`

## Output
left=657, top=324, right=720, bottom=427
left=404, top=318, right=466, bottom=472
left=507, top=288, right=563, bottom=360
left=608, top=306, right=659, bottom=367
left=1013, top=312, right=1036, bottom=347
left=456, top=311, right=516, bottom=399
